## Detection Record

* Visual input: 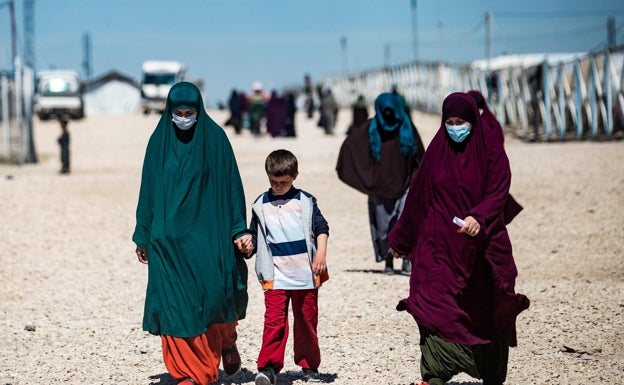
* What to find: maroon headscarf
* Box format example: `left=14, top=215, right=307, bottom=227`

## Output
left=389, top=92, right=529, bottom=346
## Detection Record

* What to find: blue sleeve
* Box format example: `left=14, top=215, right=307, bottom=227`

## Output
left=312, top=197, right=329, bottom=238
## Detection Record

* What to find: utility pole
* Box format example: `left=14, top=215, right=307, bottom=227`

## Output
left=410, top=0, right=418, bottom=61
left=23, top=0, right=35, bottom=70
left=82, top=32, right=92, bottom=80
left=437, top=22, right=444, bottom=62
left=0, top=0, right=18, bottom=67
left=485, top=11, right=492, bottom=75
left=607, top=16, right=616, bottom=49
left=340, top=36, right=348, bottom=76
left=384, top=43, right=391, bottom=68
left=485, top=11, right=494, bottom=103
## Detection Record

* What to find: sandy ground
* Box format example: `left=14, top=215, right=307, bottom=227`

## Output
left=0, top=108, right=622, bottom=385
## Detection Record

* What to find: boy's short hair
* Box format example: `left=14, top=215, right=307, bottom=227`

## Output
left=265, top=149, right=298, bottom=177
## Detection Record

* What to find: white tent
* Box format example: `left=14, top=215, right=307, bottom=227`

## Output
left=83, top=71, right=141, bottom=115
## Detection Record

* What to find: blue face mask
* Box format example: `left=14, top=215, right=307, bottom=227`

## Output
left=445, top=123, right=471, bottom=143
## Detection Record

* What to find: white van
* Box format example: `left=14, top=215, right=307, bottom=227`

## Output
left=140, top=61, right=186, bottom=114
left=34, top=70, right=84, bottom=120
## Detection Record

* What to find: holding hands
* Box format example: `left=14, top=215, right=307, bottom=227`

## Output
left=234, top=234, right=253, bottom=256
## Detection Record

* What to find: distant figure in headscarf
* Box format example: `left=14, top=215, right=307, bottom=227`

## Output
left=248, top=82, right=267, bottom=137
left=468, top=89, right=523, bottom=224
left=320, top=89, right=338, bottom=135
left=336, top=92, right=425, bottom=275
left=227, top=89, right=244, bottom=135
left=265, top=90, right=287, bottom=138
left=132, top=82, right=250, bottom=385
left=284, top=92, right=297, bottom=137
left=304, top=74, right=315, bottom=119
left=389, top=92, right=530, bottom=385
left=346, top=94, right=369, bottom=135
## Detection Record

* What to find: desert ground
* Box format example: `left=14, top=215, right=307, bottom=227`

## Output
left=0, top=107, right=622, bottom=385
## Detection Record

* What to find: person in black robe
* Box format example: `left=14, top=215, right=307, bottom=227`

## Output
left=336, top=92, right=425, bottom=274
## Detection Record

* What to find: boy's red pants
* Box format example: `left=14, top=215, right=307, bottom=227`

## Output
left=257, top=288, right=320, bottom=373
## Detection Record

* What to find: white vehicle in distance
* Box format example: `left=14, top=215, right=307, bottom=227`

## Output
left=140, top=61, right=186, bottom=115
left=34, top=70, right=84, bottom=120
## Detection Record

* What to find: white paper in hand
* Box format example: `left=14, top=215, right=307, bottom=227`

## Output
left=453, top=216, right=466, bottom=227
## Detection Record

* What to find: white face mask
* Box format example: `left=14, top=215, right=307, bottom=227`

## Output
left=171, top=113, right=197, bottom=130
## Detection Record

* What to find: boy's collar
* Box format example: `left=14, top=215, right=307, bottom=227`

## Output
left=268, top=186, right=298, bottom=199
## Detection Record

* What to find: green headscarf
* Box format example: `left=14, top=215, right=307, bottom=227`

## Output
left=133, top=81, right=248, bottom=337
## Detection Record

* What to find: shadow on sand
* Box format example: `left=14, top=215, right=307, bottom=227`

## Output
left=149, top=368, right=340, bottom=384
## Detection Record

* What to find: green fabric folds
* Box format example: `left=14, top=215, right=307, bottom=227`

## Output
left=133, top=82, right=248, bottom=337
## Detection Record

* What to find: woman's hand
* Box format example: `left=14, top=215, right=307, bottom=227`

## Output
left=458, top=216, right=481, bottom=237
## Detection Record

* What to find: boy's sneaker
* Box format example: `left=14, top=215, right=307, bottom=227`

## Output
left=303, top=368, right=322, bottom=383
left=255, top=367, right=276, bottom=385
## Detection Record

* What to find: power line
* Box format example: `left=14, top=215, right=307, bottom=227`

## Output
left=588, top=20, right=624, bottom=53
left=494, top=10, right=624, bottom=18
left=439, top=19, right=484, bottom=42
left=494, top=23, right=605, bottom=42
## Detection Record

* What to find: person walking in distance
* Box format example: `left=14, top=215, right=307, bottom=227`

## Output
left=336, top=92, right=425, bottom=275
left=57, top=118, right=70, bottom=174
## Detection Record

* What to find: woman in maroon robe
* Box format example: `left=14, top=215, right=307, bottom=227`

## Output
left=389, top=92, right=529, bottom=385
left=265, top=90, right=287, bottom=137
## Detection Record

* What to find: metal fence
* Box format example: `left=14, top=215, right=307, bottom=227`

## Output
left=0, top=59, right=36, bottom=164
left=323, top=47, right=624, bottom=141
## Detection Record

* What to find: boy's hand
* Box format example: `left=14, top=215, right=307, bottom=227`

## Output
left=312, top=252, right=327, bottom=275
left=234, top=234, right=253, bottom=256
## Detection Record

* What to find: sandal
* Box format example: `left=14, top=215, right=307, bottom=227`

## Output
left=222, top=343, right=241, bottom=376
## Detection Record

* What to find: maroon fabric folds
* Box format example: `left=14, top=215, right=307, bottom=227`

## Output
left=467, top=90, right=504, bottom=144
left=468, top=90, right=523, bottom=224
left=389, top=92, right=529, bottom=347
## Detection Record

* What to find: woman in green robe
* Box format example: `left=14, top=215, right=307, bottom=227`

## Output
left=133, top=82, right=249, bottom=385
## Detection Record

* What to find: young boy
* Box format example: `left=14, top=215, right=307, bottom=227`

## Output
left=57, top=118, right=70, bottom=174
left=236, top=149, right=329, bottom=384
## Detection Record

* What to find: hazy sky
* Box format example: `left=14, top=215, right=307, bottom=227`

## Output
left=1, top=0, right=622, bottom=105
